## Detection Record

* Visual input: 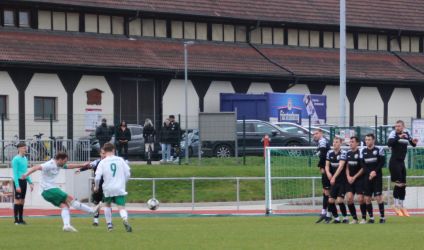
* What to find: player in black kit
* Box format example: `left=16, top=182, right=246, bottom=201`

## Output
left=388, top=120, right=418, bottom=217
left=313, top=129, right=331, bottom=223
left=325, top=136, right=348, bottom=224
left=361, top=134, right=385, bottom=224
left=345, top=136, right=366, bottom=224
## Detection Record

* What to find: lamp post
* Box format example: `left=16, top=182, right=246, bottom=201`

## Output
left=339, top=0, right=347, bottom=127
left=184, top=41, right=194, bottom=164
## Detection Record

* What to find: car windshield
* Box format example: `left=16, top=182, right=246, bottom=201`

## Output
left=276, top=124, right=308, bottom=135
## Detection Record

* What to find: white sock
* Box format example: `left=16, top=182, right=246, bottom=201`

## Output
left=399, top=200, right=404, bottom=208
left=321, top=209, right=326, bottom=215
left=326, top=211, right=331, bottom=217
left=104, top=207, right=112, bottom=224
left=71, top=200, right=94, bottom=214
left=394, top=199, right=399, bottom=207
left=61, top=208, right=71, bottom=227
left=334, top=217, right=340, bottom=221
left=93, top=218, right=99, bottom=223
left=119, top=209, right=128, bottom=221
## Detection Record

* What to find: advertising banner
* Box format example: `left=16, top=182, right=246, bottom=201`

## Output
left=266, top=93, right=327, bottom=125
left=412, top=119, right=424, bottom=146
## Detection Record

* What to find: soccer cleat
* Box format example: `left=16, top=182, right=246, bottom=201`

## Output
left=14, top=221, right=20, bottom=225
left=359, top=219, right=367, bottom=224
left=332, top=220, right=341, bottom=224
left=324, top=216, right=332, bottom=224
left=400, top=208, right=410, bottom=217
left=393, top=207, right=404, bottom=217
left=367, top=218, right=375, bottom=224
left=19, top=220, right=27, bottom=225
left=63, top=225, right=78, bottom=232
left=315, top=214, right=326, bottom=223
left=123, top=220, right=132, bottom=232
left=107, top=223, right=113, bottom=232
left=93, top=222, right=99, bottom=227
left=342, top=218, right=349, bottom=224
left=349, top=219, right=358, bottom=224
left=379, top=218, right=386, bottom=224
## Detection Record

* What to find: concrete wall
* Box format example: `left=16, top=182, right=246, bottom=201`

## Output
left=0, top=71, right=19, bottom=140
left=247, top=82, right=272, bottom=94
left=354, top=87, right=383, bottom=124
left=388, top=88, right=416, bottom=127
left=73, top=75, right=114, bottom=138
left=162, top=79, right=199, bottom=128
left=204, top=81, right=234, bottom=113
left=286, top=84, right=309, bottom=94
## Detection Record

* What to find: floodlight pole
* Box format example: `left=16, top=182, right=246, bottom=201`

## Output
left=184, top=41, right=194, bottom=164
left=339, top=0, right=347, bottom=127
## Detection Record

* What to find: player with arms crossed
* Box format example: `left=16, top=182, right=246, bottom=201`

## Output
left=361, top=134, right=386, bottom=224
left=325, top=137, right=349, bottom=223
left=94, top=143, right=132, bottom=232
left=345, top=136, right=366, bottom=224
left=21, top=152, right=101, bottom=232
left=77, top=148, right=106, bottom=226
left=314, top=128, right=331, bottom=223
left=388, top=120, right=418, bottom=217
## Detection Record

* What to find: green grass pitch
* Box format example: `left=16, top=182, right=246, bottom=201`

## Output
left=1, top=216, right=424, bottom=249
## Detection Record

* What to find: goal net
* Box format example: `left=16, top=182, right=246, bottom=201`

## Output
left=264, top=146, right=424, bottom=215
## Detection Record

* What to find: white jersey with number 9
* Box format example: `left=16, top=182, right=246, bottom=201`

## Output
left=95, top=155, right=131, bottom=197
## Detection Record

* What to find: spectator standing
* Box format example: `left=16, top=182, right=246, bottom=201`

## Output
left=143, top=119, right=156, bottom=165
left=96, top=118, right=112, bottom=148
left=116, top=121, right=131, bottom=161
left=168, top=115, right=181, bottom=163
left=160, top=119, right=171, bottom=163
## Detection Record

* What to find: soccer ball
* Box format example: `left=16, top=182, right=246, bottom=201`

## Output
left=147, top=198, right=159, bottom=210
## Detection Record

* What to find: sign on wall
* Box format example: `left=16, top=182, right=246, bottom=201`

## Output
left=412, top=119, right=424, bottom=146
left=85, top=108, right=102, bottom=131
left=266, top=93, right=327, bottom=125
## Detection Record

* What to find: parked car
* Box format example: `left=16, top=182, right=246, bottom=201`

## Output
left=202, top=120, right=310, bottom=157
left=180, top=129, right=201, bottom=157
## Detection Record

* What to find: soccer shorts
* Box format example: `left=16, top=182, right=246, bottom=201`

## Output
left=389, top=158, right=406, bottom=183
left=363, top=176, right=383, bottom=197
left=92, top=190, right=103, bottom=205
left=345, top=176, right=365, bottom=195
left=321, top=172, right=330, bottom=190
left=13, top=179, right=27, bottom=200
left=103, top=195, right=126, bottom=206
left=41, top=188, right=68, bottom=207
left=330, top=182, right=345, bottom=199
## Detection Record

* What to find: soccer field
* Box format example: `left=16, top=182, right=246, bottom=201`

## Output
left=1, top=216, right=424, bottom=250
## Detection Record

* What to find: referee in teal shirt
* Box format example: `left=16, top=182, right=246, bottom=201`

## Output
left=12, top=142, right=33, bottom=225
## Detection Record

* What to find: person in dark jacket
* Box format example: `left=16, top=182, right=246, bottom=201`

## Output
left=143, top=119, right=156, bottom=165
left=168, top=115, right=181, bottom=162
left=116, top=120, right=131, bottom=160
left=96, top=118, right=112, bottom=148
left=160, top=118, right=171, bottom=163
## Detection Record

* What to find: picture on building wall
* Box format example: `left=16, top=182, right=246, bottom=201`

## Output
left=0, top=180, right=13, bottom=203
left=412, top=119, right=424, bottom=146
left=85, top=108, right=102, bottom=131
left=266, top=93, right=327, bottom=125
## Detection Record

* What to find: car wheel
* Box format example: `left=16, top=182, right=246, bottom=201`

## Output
left=214, top=144, right=233, bottom=158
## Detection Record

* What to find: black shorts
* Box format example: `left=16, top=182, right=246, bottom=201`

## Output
left=345, top=176, right=365, bottom=195
left=13, top=180, right=27, bottom=200
left=330, top=182, right=345, bottom=199
left=364, top=176, right=383, bottom=197
left=91, top=180, right=103, bottom=204
left=321, top=172, right=330, bottom=190
left=389, top=159, right=406, bottom=183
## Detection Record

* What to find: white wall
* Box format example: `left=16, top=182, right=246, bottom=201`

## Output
left=247, top=82, right=272, bottom=94
left=0, top=72, right=19, bottom=140
left=204, top=81, right=234, bottom=112
left=25, top=73, right=67, bottom=139
left=73, top=75, right=114, bottom=138
left=354, top=87, right=383, bottom=125
left=388, top=88, right=416, bottom=127
left=162, top=79, right=199, bottom=128
left=323, top=85, right=349, bottom=124
left=286, top=84, right=309, bottom=94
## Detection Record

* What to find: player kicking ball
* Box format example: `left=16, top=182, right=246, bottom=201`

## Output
left=21, top=152, right=101, bottom=232
left=94, top=143, right=132, bottom=232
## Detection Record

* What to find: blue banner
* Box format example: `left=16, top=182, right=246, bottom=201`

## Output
left=266, top=93, right=327, bottom=125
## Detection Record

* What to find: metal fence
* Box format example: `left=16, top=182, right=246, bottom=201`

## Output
left=0, top=138, right=90, bottom=164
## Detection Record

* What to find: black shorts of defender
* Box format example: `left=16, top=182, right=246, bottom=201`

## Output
left=345, top=176, right=366, bottom=195
left=13, top=180, right=27, bottom=200
left=389, top=159, right=406, bottom=184
left=321, top=172, right=331, bottom=190
left=363, top=176, right=383, bottom=197
left=92, top=186, right=103, bottom=205
left=330, top=182, right=345, bottom=199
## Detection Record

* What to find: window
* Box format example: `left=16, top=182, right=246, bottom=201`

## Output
left=85, top=13, right=124, bottom=34
left=0, top=95, right=7, bottom=118
left=34, top=97, right=56, bottom=120
left=3, top=9, right=15, bottom=26
left=18, top=10, right=30, bottom=27
left=255, top=123, right=275, bottom=134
